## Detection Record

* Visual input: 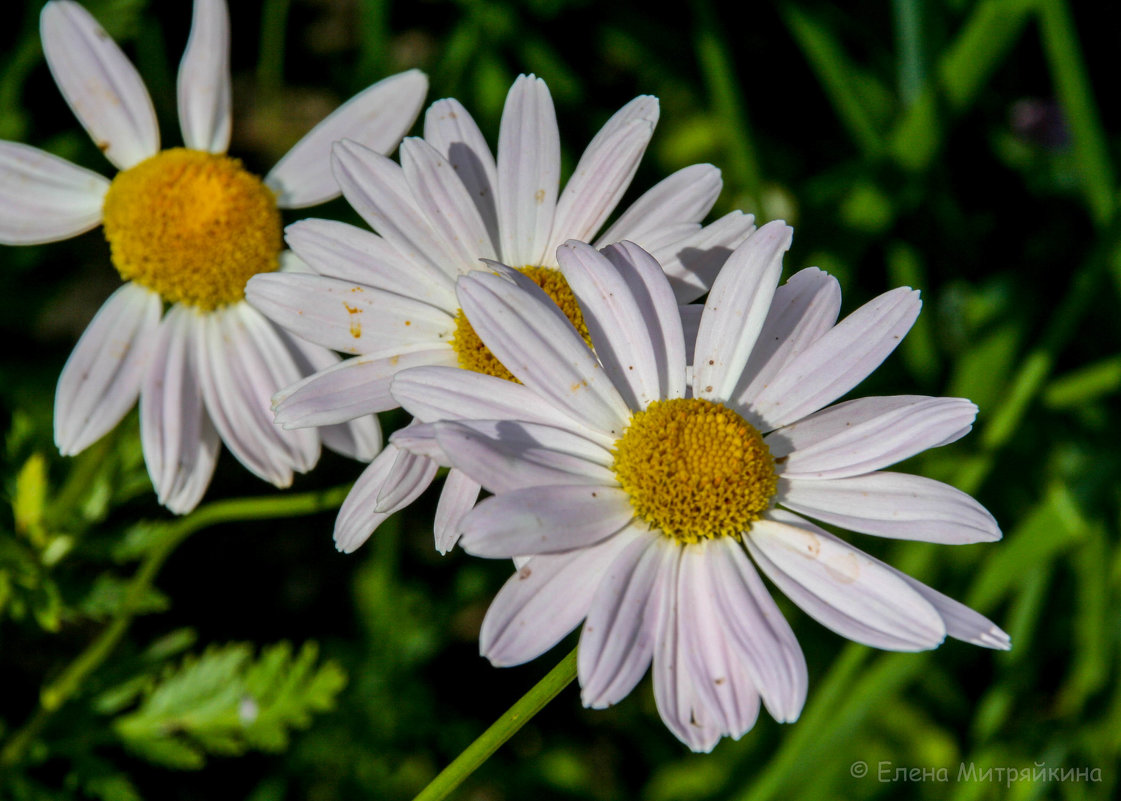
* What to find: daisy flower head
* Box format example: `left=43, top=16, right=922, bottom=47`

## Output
left=246, top=73, right=758, bottom=553
left=0, top=0, right=428, bottom=512
left=388, top=222, right=1010, bottom=752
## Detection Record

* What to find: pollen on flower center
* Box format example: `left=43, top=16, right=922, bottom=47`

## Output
left=612, top=398, right=777, bottom=544
left=451, top=266, right=591, bottom=382
left=101, top=148, right=283, bottom=309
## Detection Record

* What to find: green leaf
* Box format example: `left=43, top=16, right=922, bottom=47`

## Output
left=1043, top=355, right=1121, bottom=408
left=112, top=641, right=346, bottom=769
left=76, top=573, right=169, bottom=621
left=781, top=3, right=890, bottom=156
left=967, top=482, right=1088, bottom=610
left=12, top=453, right=48, bottom=547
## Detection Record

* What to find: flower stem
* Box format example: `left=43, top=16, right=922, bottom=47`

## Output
left=0, top=484, right=350, bottom=768
left=412, top=646, right=579, bottom=801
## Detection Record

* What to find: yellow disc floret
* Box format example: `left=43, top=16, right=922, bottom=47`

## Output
left=452, top=266, right=591, bottom=382
left=612, top=398, right=777, bottom=544
left=101, top=148, right=282, bottom=309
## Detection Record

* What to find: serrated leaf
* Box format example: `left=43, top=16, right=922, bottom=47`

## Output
left=118, top=736, right=205, bottom=771
left=63, top=755, right=144, bottom=801
left=113, top=641, right=347, bottom=769
left=111, top=521, right=176, bottom=563
left=77, top=573, right=169, bottom=621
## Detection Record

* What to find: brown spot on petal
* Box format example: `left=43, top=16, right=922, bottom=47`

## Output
left=824, top=551, right=860, bottom=584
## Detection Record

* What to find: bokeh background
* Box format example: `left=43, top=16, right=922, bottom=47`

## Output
left=1, top=0, right=1119, bottom=799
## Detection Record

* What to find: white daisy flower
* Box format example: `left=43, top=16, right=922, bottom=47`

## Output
left=387, top=223, right=1009, bottom=752
left=246, top=73, right=756, bottom=553
left=0, top=0, right=428, bottom=512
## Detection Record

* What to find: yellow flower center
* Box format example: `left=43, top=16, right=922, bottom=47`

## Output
left=612, top=398, right=777, bottom=544
left=101, top=148, right=283, bottom=309
left=452, top=266, right=591, bottom=382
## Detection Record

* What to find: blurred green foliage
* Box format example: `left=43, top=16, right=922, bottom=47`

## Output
left=2, top=0, right=1120, bottom=799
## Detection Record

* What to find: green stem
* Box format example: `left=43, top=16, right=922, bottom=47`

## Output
left=0, top=484, right=350, bottom=768
left=412, top=647, right=579, bottom=801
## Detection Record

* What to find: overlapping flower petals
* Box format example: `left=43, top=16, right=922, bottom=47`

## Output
left=6, top=0, right=428, bottom=514
left=265, top=69, right=428, bottom=208
left=388, top=230, right=1008, bottom=751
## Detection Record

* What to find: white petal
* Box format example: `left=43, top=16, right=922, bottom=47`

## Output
left=433, top=468, right=481, bottom=553
left=597, top=163, right=722, bottom=245
left=139, top=305, right=220, bottom=514
left=433, top=419, right=615, bottom=493
left=177, top=0, right=231, bottom=153
left=457, top=271, right=631, bottom=437
left=423, top=98, right=499, bottom=247
left=268, top=327, right=385, bottom=460
left=557, top=240, right=686, bottom=409
left=459, top=484, right=634, bottom=558
left=265, top=69, right=428, bottom=208
left=825, top=532, right=1011, bottom=650
left=333, top=443, right=437, bottom=553
left=652, top=211, right=758, bottom=304
left=678, top=543, right=763, bottom=739
left=751, top=286, right=922, bottom=430
left=895, top=572, right=1011, bottom=649
left=54, top=282, right=161, bottom=455
left=770, top=396, right=977, bottom=478
left=373, top=441, right=440, bottom=512
left=158, top=418, right=220, bottom=514
left=390, top=365, right=609, bottom=444
left=745, top=514, right=946, bottom=651
left=732, top=267, right=842, bottom=411
left=245, top=271, right=454, bottom=356
left=285, top=218, right=456, bottom=310
left=235, top=305, right=322, bottom=471
left=41, top=0, right=158, bottom=168
left=388, top=421, right=449, bottom=462
left=0, top=142, right=108, bottom=244
left=330, top=139, right=467, bottom=278
left=545, top=96, right=659, bottom=259
left=401, top=137, right=496, bottom=266
left=650, top=546, right=726, bottom=753
left=480, top=527, right=641, bottom=666
left=195, top=305, right=319, bottom=486
left=579, top=532, right=669, bottom=708
left=778, top=471, right=1001, bottom=544
left=634, top=222, right=702, bottom=255
left=693, top=221, right=792, bottom=402
left=319, top=416, right=383, bottom=462
left=496, top=74, right=560, bottom=266
left=707, top=538, right=807, bottom=722
left=274, top=346, right=455, bottom=427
